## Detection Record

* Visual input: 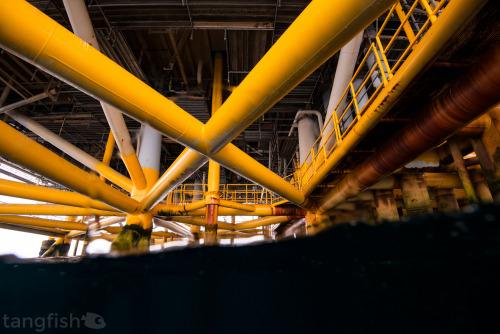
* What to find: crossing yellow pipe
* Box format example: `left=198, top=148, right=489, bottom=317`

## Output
left=0, top=215, right=87, bottom=231
left=153, top=204, right=305, bottom=217
left=0, top=204, right=123, bottom=216
left=0, top=178, right=118, bottom=212
left=233, top=216, right=292, bottom=231
left=203, top=0, right=397, bottom=153
left=0, top=120, right=138, bottom=213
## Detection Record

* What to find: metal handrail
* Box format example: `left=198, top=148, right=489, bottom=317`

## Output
left=292, top=0, right=447, bottom=190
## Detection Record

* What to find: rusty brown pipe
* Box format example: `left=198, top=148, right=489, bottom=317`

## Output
left=317, top=47, right=500, bottom=213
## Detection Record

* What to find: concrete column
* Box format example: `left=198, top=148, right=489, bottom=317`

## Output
left=374, top=189, right=399, bottom=222
left=449, top=139, right=479, bottom=204
left=297, top=115, right=320, bottom=164
left=471, top=130, right=500, bottom=200
left=323, top=32, right=364, bottom=152
left=401, top=173, right=433, bottom=216
left=434, top=189, right=460, bottom=213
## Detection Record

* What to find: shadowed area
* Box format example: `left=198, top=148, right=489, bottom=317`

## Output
left=1, top=204, right=500, bottom=333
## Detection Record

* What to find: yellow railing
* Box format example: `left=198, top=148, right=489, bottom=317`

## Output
left=164, top=183, right=285, bottom=206
left=293, top=0, right=447, bottom=190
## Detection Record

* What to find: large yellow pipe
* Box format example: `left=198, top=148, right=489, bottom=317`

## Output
left=153, top=204, right=305, bottom=217
left=203, top=0, right=397, bottom=153
left=302, top=0, right=488, bottom=196
left=0, top=178, right=118, bottom=211
left=233, top=216, right=291, bottom=231
left=0, top=204, right=122, bottom=216
left=0, top=120, right=138, bottom=213
left=0, top=215, right=87, bottom=231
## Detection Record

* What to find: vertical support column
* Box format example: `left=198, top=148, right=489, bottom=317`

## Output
left=190, top=179, right=203, bottom=243
left=297, top=115, right=320, bottom=164
left=449, top=139, right=479, bottom=204
left=205, top=54, right=224, bottom=245
left=471, top=127, right=500, bottom=200
left=434, top=189, right=460, bottom=213
left=111, top=126, right=161, bottom=252
left=374, top=189, right=399, bottom=222
left=401, top=173, right=433, bottom=216
left=471, top=170, right=494, bottom=203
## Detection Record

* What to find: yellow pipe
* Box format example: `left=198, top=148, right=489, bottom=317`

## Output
left=233, top=216, right=291, bottom=231
left=0, top=120, right=138, bottom=213
left=153, top=204, right=305, bottom=217
left=202, top=0, right=397, bottom=153
left=218, top=200, right=255, bottom=212
left=205, top=55, right=224, bottom=244
left=168, top=216, right=234, bottom=231
left=0, top=215, right=87, bottom=231
left=183, top=199, right=206, bottom=212
left=208, top=55, right=223, bottom=194
left=0, top=222, right=67, bottom=237
left=0, top=204, right=123, bottom=216
left=0, top=178, right=118, bottom=211
left=100, top=130, right=115, bottom=182
left=5, top=109, right=133, bottom=191
left=302, top=0, right=487, bottom=197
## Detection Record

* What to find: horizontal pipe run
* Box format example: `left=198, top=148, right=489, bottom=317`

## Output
left=183, top=199, right=206, bottom=212
left=317, top=46, right=500, bottom=213
left=0, top=222, right=66, bottom=237
left=303, top=0, right=488, bottom=197
left=233, top=216, right=292, bottom=231
left=0, top=204, right=123, bottom=216
left=153, top=204, right=306, bottom=217
left=5, top=109, right=133, bottom=191
left=0, top=215, right=88, bottom=231
left=0, top=120, right=138, bottom=213
left=218, top=200, right=256, bottom=212
left=0, top=178, right=118, bottom=211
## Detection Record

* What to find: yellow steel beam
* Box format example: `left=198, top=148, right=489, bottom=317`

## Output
left=218, top=200, right=256, bottom=212
left=153, top=203, right=305, bottom=217
left=0, top=215, right=87, bottom=231
left=0, top=222, right=67, bottom=237
left=202, top=0, right=398, bottom=153
left=0, top=204, right=123, bottom=216
left=205, top=55, right=224, bottom=244
left=100, top=130, right=115, bottom=182
left=0, top=120, right=138, bottom=213
left=302, top=0, right=488, bottom=197
left=233, top=216, right=291, bottom=231
left=0, top=178, right=118, bottom=211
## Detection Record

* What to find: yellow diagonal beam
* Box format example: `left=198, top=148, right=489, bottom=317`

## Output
left=0, top=120, right=138, bottom=213
left=0, top=178, right=118, bottom=211
left=0, top=204, right=122, bottom=216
